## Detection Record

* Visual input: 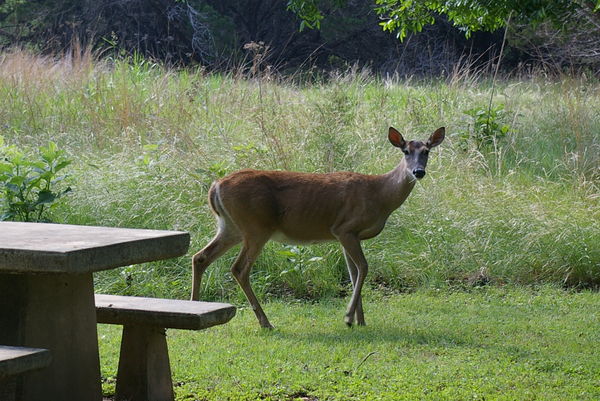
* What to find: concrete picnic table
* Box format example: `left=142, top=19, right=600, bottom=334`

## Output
left=0, top=222, right=189, bottom=401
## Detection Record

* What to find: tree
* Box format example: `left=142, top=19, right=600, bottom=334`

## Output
left=0, top=0, right=212, bottom=63
left=288, top=0, right=600, bottom=39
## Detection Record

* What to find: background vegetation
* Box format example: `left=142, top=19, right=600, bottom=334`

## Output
left=0, top=50, right=597, bottom=302
left=1, top=2, right=598, bottom=396
left=2, top=0, right=600, bottom=76
left=1, top=3, right=598, bottom=400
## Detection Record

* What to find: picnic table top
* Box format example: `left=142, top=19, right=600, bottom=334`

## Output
left=0, top=222, right=190, bottom=274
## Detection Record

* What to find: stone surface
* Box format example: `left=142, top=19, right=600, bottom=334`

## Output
left=0, top=222, right=190, bottom=273
left=95, top=295, right=237, bottom=330
left=0, top=346, right=51, bottom=378
left=96, top=296, right=236, bottom=401
left=114, top=325, right=174, bottom=401
left=0, top=222, right=191, bottom=401
left=0, top=273, right=102, bottom=401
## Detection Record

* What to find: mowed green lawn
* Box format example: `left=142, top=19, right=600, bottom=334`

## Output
left=98, top=287, right=600, bottom=400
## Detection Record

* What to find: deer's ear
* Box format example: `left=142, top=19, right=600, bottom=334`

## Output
left=427, top=127, right=445, bottom=148
left=388, top=127, right=406, bottom=148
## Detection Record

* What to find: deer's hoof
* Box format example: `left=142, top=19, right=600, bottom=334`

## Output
left=260, top=322, right=274, bottom=330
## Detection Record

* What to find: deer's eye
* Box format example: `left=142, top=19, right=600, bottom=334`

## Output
left=402, top=150, right=409, bottom=155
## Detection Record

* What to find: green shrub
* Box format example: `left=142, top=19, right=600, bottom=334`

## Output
left=459, top=104, right=511, bottom=149
left=0, top=138, right=71, bottom=222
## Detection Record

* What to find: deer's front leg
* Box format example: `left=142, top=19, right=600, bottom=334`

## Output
left=337, top=234, right=368, bottom=327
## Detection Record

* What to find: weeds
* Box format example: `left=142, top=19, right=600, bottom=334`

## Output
left=0, top=50, right=597, bottom=297
left=0, top=138, right=71, bottom=222
left=460, top=104, right=511, bottom=149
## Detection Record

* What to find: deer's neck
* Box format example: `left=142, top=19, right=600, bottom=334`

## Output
left=379, top=159, right=417, bottom=211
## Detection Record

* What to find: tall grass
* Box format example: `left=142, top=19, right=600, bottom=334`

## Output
left=1, top=50, right=598, bottom=300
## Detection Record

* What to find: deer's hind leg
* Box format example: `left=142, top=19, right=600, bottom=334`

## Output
left=230, top=235, right=272, bottom=329
left=191, top=218, right=241, bottom=301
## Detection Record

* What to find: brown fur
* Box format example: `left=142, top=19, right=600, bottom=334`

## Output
left=191, top=127, right=445, bottom=328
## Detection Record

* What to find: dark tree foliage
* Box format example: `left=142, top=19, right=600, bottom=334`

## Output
left=509, top=2, right=600, bottom=69
left=288, top=0, right=600, bottom=39
left=0, top=0, right=209, bottom=63
left=0, top=0, right=503, bottom=74
left=0, top=0, right=598, bottom=73
left=198, top=0, right=321, bottom=69
left=200, top=0, right=502, bottom=75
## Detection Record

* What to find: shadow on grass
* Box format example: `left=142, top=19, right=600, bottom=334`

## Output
left=260, top=323, right=474, bottom=349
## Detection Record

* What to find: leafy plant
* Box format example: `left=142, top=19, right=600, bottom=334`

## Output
left=275, top=245, right=331, bottom=298
left=460, top=104, right=511, bottom=149
left=137, top=143, right=160, bottom=167
left=0, top=138, right=72, bottom=222
left=277, top=245, right=325, bottom=277
left=288, top=0, right=590, bottom=40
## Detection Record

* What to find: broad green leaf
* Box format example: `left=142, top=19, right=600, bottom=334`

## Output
left=0, top=162, right=12, bottom=173
left=36, top=190, right=56, bottom=205
left=8, top=175, right=25, bottom=186
left=54, top=160, right=71, bottom=171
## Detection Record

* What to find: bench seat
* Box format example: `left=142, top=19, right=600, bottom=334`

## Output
left=0, top=346, right=51, bottom=379
left=95, top=294, right=236, bottom=401
left=0, top=346, right=51, bottom=401
left=96, top=294, right=236, bottom=329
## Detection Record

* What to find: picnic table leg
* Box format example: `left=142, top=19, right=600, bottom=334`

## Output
left=0, top=377, right=17, bottom=401
left=0, top=273, right=102, bottom=401
left=115, top=324, right=174, bottom=401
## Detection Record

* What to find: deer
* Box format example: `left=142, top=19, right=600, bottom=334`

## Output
left=191, top=126, right=445, bottom=329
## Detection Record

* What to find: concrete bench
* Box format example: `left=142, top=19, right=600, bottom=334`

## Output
left=0, top=346, right=51, bottom=401
left=95, top=294, right=236, bottom=401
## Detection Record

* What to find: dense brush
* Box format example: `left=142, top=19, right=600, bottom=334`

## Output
left=0, top=50, right=598, bottom=299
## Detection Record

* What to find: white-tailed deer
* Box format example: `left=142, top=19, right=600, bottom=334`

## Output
left=191, top=126, right=445, bottom=328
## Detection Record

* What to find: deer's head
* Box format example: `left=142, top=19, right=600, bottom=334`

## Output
left=388, top=126, right=445, bottom=180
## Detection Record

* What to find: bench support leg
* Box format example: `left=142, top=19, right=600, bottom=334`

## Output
left=115, top=325, right=174, bottom=401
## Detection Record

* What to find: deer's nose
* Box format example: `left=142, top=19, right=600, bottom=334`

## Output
left=413, top=169, right=426, bottom=179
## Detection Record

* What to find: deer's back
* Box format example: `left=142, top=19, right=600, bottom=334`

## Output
left=214, top=169, right=385, bottom=242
